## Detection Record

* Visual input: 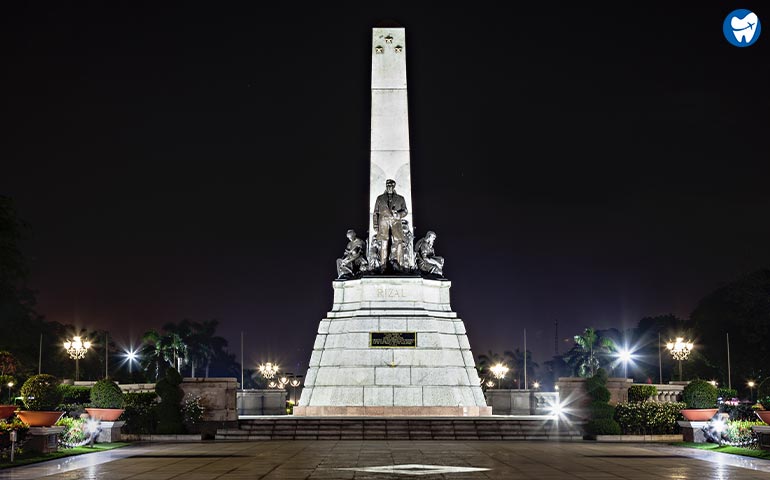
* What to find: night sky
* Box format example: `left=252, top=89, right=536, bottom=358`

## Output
left=4, top=3, right=769, bottom=375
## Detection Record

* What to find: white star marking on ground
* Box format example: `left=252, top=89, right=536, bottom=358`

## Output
left=337, top=464, right=490, bottom=476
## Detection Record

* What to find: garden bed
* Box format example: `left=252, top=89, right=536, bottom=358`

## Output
left=0, top=442, right=129, bottom=469
left=590, top=434, right=684, bottom=442
left=672, top=442, right=770, bottom=460
left=121, top=434, right=205, bottom=442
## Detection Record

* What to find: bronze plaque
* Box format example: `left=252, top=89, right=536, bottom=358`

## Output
left=369, top=332, right=417, bottom=348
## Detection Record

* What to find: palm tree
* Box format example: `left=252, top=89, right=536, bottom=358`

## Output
left=564, top=327, right=616, bottom=377
left=504, top=348, right=539, bottom=389
left=186, top=320, right=228, bottom=378
left=140, top=330, right=172, bottom=381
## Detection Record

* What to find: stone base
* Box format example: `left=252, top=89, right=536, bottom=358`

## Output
left=26, top=426, right=65, bottom=453
left=677, top=420, right=709, bottom=443
left=96, top=421, right=125, bottom=443
left=293, top=406, right=492, bottom=417
left=753, top=426, right=770, bottom=451
left=299, top=277, right=489, bottom=415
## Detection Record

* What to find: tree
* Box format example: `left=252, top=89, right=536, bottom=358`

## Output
left=503, top=348, right=539, bottom=389
left=563, top=328, right=616, bottom=377
left=688, top=269, right=770, bottom=393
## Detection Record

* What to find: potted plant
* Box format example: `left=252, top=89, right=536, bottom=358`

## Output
left=86, top=379, right=125, bottom=421
left=16, top=374, right=64, bottom=427
left=680, top=379, right=718, bottom=421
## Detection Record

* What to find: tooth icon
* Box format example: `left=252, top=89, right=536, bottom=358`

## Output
left=731, top=12, right=759, bottom=43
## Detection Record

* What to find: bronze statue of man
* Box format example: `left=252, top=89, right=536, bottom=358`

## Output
left=415, top=230, right=444, bottom=277
left=373, top=179, right=408, bottom=270
left=336, top=229, right=367, bottom=279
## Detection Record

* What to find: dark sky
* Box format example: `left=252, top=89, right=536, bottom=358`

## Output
left=4, top=3, right=769, bottom=375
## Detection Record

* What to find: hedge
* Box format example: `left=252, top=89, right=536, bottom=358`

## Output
left=58, top=385, right=92, bottom=404
left=628, top=385, right=657, bottom=403
left=614, top=401, right=686, bottom=434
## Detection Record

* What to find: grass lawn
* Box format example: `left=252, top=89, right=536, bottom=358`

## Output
left=0, top=442, right=129, bottom=469
left=673, top=442, right=770, bottom=461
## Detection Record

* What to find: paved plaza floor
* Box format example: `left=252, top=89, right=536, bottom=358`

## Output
left=2, top=441, right=770, bottom=479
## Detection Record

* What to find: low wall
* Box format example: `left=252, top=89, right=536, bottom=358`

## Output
left=237, top=389, right=288, bottom=415
left=180, top=378, right=238, bottom=423
left=484, top=390, right=558, bottom=415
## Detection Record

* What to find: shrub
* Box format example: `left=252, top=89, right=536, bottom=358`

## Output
left=90, top=379, right=124, bottom=409
left=584, top=368, right=621, bottom=436
left=155, top=368, right=184, bottom=434
left=682, top=380, right=718, bottom=409
left=181, top=394, right=204, bottom=426
left=721, top=402, right=757, bottom=421
left=586, top=370, right=611, bottom=403
left=614, top=401, right=686, bottom=435
left=590, top=401, right=616, bottom=420
left=758, top=396, right=770, bottom=409
left=20, top=374, right=62, bottom=411
left=56, top=416, right=89, bottom=447
left=717, top=387, right=738, bottom=400
left=0, top=418, right=29, bottom=450
left=628, top=385, right=657, bottom=403
left=723, top=420, right=765, bottom=446
left=57, top=385, right=91, bottom=405
left=121, top=392, right=158, bottom=434
left=586, top=418, right=622, bottom=435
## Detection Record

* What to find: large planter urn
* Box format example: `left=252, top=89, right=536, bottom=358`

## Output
left=16, top=411, right=64, bottom=427
left=756, top=410, right=770, bottom=424
left=680, top=408, right=718, bottom=421
left=0, top=405, right=17, bottom=419
left=85, top=408, right=125, bottom=421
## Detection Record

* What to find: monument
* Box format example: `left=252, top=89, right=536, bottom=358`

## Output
left=294, top=25, right=491, bottom=416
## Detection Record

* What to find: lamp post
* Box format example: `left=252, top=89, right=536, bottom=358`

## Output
left=63, top=336, right=91, bottom=381
left=6, top=382, right=13, bottom=403
left=748, top=380, right=756, bottom=403
left=290, top=379, right=301, bottom=404
left=666, top=337, right=693, bottom=381
left=490, top=363, right=509, bottom=389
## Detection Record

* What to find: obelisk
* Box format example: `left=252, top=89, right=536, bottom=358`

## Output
left=368, top=26, right=414, bottom=262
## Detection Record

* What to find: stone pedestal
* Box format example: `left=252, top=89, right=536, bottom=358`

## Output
left=26, top=426, right=65, bottom=453
left=96, top=421, right=125, bottom=443
left=677, top=421, right=709, bottom=443
left=296, top=277, right=490, bottom=416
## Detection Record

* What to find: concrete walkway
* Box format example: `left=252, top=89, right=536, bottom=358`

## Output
left=1, top=441, right=769, bottom=479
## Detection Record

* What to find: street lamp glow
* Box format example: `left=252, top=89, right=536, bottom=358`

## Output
left=63, top=336, right=91, bottom=359
left=485, top=380, right=495, bottom=389
left=489, top=363, right=509, bottom=389
left=63, top=335, right=92, bottom=381
left=259, top=362, right=279, bottom=379
left=124, top=349, right=139, bottom=374
left=616, top=348, right=634, bottom=379
left=666, top=337, right=694, bottom=381
left=532, top=381, right=540, bottom=390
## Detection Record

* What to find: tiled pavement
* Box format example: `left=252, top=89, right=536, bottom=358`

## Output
left=2, top=441, right=770, bottom=479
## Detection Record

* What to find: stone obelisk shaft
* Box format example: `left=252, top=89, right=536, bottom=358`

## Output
left=369, top=27, right=413, bottom=249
